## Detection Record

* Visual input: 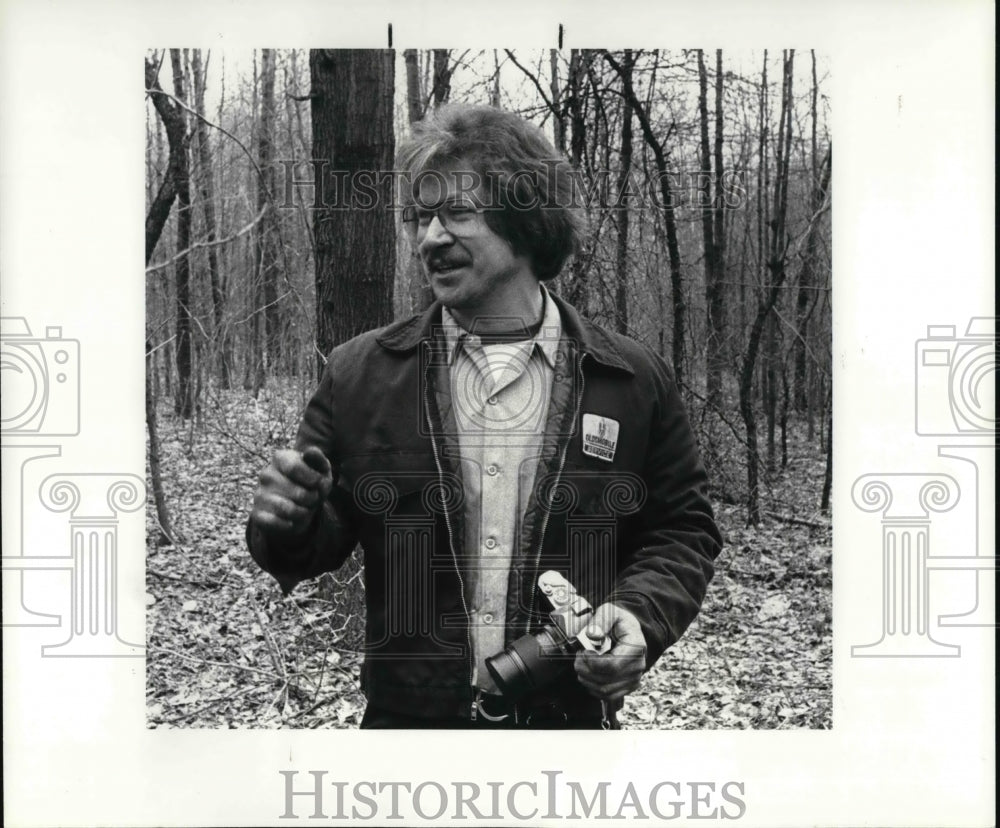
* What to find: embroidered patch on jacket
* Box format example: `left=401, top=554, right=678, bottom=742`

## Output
left=582, top=414, right=619, bottom=462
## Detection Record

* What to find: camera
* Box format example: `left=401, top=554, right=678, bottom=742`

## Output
left=0, top=317, right=80, bottom=436
left=915, top=317, right=996, bottom=436
left=485, top=570, right=611, bottom=700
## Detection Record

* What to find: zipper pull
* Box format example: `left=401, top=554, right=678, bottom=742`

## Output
left=471, top=699, right=478, bottom=722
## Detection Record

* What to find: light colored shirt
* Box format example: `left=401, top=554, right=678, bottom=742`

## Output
left=439, top=285, right=562, bottom=692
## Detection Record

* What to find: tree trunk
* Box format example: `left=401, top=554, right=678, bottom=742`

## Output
left=310, top=49, right=396, bottom=360
left=170, top=50, right=195, bottom=419
left=613, top=50, right=634, bottom=335
left=491, top=50, right=502, bottom=107
left=432, top=50, right=451, bottom=107
left=404, top=50, right=434, bottom=313
left=605, top=50, right=686, bottom=389
left=146, top=337, right=175, bottom=545
left=740, top=49, right=794, bottom=526
left=795, top=51, right=820, bottom=412
left=710, top=50, right=727, bottom=398
left=144, top=53, right=187, bottom=266
left=699, top=49, right=727, bottom=410
left=765, top=315, right=778, bottom=472
left=404, top=49, right=423, bottom=123
left=144, top=50, right=187, bottom=542
left=697, top=51, right=716, bottom=403
left=820, top=387, right=833, bottom=513
left=550, top=49, right=565, bottom=153
left=765, top=51, right=795, bottom=475
left=258, top=49, right=281, bottom=376
left=191, top=49, right=231, bottom=389
left=780, top=362, right=790, bottom=468
left=245, top=53, right=263, bottom=394
left=568, top=50, right=590, bottom=169
left=563, top=49, right=593, bottom=314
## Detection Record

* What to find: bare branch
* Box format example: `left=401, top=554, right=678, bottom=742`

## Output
left=146, top=207, right=266, bottom=275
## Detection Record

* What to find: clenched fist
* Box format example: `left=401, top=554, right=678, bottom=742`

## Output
left=251, top=446, right=334, bottom=537
left=574, top=603, right=647, bottom=703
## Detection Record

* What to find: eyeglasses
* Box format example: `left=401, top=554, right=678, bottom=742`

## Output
left=401, top=201, right=486, bottom=236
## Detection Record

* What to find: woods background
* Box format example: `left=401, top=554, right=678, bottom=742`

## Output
left=144, top=48, right=833, bottom=730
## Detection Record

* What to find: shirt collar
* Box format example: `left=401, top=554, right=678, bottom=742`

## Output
left=439, top=283, right=562, bottom=369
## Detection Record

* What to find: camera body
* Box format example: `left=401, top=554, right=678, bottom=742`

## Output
left=915, top=318, right=996, bottom=436
left=0, top=317, right=80, bottom=436
left=485, top=570, right=611, bottom=700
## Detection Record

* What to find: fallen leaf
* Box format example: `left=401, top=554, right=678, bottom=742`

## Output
left=756, top=594, right=791, bottom=621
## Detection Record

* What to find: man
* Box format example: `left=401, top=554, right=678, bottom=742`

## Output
left=248, top=103, right=722, bottom=729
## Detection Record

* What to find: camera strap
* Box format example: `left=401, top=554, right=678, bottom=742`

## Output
left=472, top=689, right=512, bottom=723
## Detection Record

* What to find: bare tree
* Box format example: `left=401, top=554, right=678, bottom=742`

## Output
left=404, top=49, right=423, bottom=124
left=549, top=49, right=566, bottom=153
left=403, top=50, right=434, bottom=313
left=739, top=49, right=794, bottom=525
left=168, top=50, right=195, bottom=419
left=605, top=50, right=687, bottom=389
left=698, top=49, right=728, bottom=410
left=431, top=49, right=452, bottom=107
left=561, top=49, right=594, bottom=313
left=144, top=51, right=185, bottom=542
left=613, top=50, right=634, bottom=335
left=256, top=49, right=282, bottom=387
left=191, top=49, right=231, bottom=389
left=145, top=53, right=187, bottom=264
left=795, top=50, right=821, bottom=415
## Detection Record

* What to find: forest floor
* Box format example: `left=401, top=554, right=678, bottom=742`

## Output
left=146, top=383, right=832, bottom=730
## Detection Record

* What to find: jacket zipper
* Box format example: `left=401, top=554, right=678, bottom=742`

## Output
left=523, top=351, right=587, bottom=634
left=423, top=346, right=477, bottom=717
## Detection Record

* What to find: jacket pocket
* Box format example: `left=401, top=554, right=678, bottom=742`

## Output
left=536, top=461, right=647, bottom=606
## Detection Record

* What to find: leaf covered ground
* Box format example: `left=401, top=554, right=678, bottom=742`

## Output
left=146, top=383, right=831, bottom=730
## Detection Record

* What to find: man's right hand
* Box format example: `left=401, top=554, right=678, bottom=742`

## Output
left=251, top=446, right=334, bottom=537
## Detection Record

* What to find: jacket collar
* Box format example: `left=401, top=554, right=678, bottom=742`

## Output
left=375, top=289, right=635, bottom=375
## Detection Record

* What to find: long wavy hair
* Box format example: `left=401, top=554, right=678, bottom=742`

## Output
left=396, top=103, right=584, bottom=281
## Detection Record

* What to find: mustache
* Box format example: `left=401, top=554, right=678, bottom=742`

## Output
left=425, top=252, right=470, bottom=270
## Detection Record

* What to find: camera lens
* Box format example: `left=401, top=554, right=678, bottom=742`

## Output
left=485, top=647, right=530, bottom=696
left=485, top=626, right=575, bottom=699
left=1, top=344, right=47, bottom=431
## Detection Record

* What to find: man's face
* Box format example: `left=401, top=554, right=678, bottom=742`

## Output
left=411, top=162, right=533, bottom=315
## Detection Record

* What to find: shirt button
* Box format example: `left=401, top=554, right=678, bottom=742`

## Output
left=487, top=395, right=499, bottom=405
left=484, top=537, right=497, bottom=550
left=482, top=613, right=495, bottom=624
left=486, top=464, right=499, bottom=476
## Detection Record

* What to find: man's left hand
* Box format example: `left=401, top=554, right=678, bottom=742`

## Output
left=574, top=603, right=647, bottom=702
